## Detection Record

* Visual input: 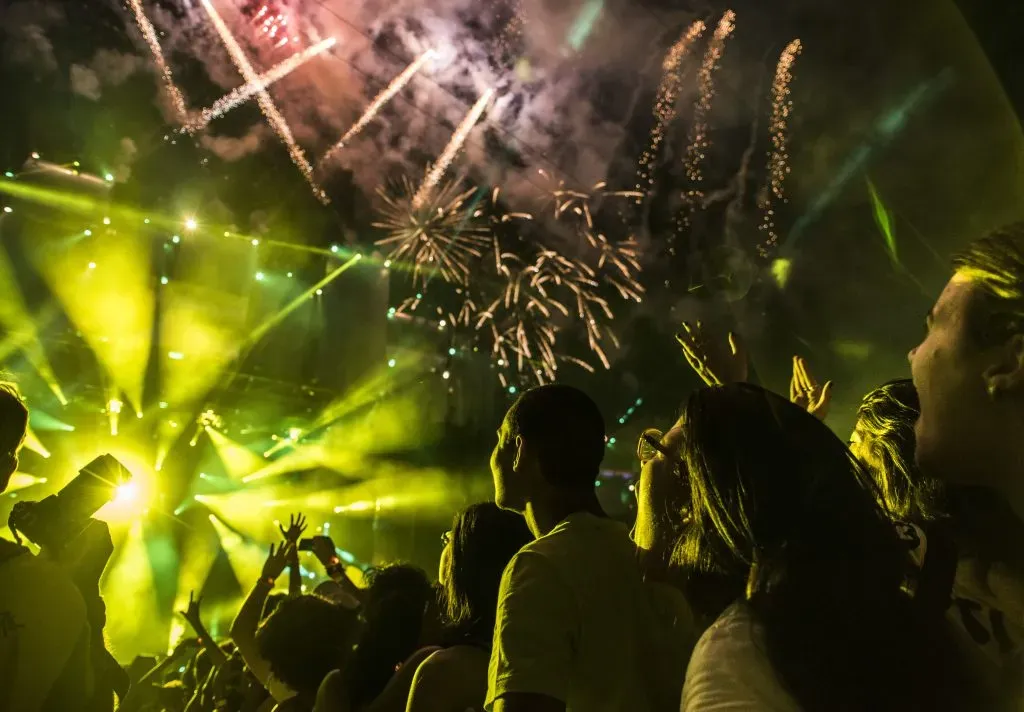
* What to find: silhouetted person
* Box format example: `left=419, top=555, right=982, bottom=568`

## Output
left=485, top=384, right=688, bottom=712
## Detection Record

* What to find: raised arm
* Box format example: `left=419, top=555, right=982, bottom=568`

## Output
left=310, top=536, right=364, bottom=606
left=180, top=591, right=228, bottom=668
left=279, top=514, right=307, bottom=598
left=230, top=540, right=293, bottom=692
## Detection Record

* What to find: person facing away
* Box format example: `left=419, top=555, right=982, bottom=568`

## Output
left=908, top=222, right=1024, bottom=695
left=406, top=502, right=533, bottom=712
left=677, top=382, right=995, bottom=712
left=255, top=594, right=361, bottom=712
left=486, top=384, right=689, bottom=712
left=0, top=382, right=95, bottom=712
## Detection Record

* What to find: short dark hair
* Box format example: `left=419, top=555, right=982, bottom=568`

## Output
left=952, top=222, right=1024, bottom=345
left=505, top=384, right=605, bottom=489
left=441, top=502, right=532, bottom=645
left=0, top=382, right=28, bottom=455
left=855, top=379, right=944, bottom=522
left=256, top=595, right=360, bottom=695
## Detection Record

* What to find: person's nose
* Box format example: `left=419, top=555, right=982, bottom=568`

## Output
left=907, top=345, right=918, bottom=364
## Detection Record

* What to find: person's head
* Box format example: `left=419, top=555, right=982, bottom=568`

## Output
left=851, top=379, right=944, bottom=522
left=632, top=415, right=689, bottom=558
left=439, top=502, right=532, bottom=644
left=346, top=564, right=437, bottom=707
left=490, top=384, right=605, bottom=512
left=675, top=383, right=901, bottom=597
left=0, top=382, right=28, bottom=492
left=255, top=594, right=360, bottom=698
left=910, top=223, right=1024, bottom=497
left=676, top=383, right=984, bottom=710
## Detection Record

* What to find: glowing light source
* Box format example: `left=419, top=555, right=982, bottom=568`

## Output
left=448, top=347, right=456, bottom=356
left=160, top=276, right=169, bottom=285
left=251, top=239, right=260, bottom=246
left=508, top=386, right=517, bottom=394
left=255, top=272, right=265, bottom=281
left=114, top=481, right=138, bottom=504
left=383, top=260, right=392, bottom=269
left=3, top=172, right=13, bottom=178
left=103, top=217, right=111, bottom=225
left=315, top=289, right=323, bottom=296
left=2, top=207, right=11, bottom=214
left=442, top=370, right=450, bottom=380
left=387, top=358, right=397, bottom=368
left=88, top=262, right=97, bottom=270
left=107, top=399, right=123, bottom=414
left=184, top=217, right=198, bottom=231
left=171, top=235, right=181, bottom=244
left=84, top=229, right=92, bottom=236
left=104, top=173, right=114, bottom=182
left=168, top=351, right=185, bottom=360
left=330, top=245, right=339, bottom=253
left=287, top=428, right=302, bottom=441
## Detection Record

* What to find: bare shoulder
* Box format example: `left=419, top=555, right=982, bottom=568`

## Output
left=417, top=645, right=489, bottom=679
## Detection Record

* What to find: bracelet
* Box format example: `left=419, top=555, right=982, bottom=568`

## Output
left=258, top=576, right=275, bottom=587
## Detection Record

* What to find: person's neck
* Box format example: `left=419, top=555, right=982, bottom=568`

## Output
left=525, top=491, right=605, bottom=538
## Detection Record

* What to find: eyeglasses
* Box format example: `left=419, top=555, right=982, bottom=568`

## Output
left=637, top=428, right=685, bottom=471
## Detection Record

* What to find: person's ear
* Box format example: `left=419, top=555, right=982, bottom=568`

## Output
left=983, top=333, right=1024, bottom=397
left=512, top=434, right=525, bottom=472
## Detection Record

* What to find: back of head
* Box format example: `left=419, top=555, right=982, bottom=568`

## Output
left=256, top=594, right=360, bottom=697
left=677, top=383, right=986, bottom=711
left=442, top=502, right=532, bottom=644
left=505, top=384, right=605, bottom=490
left=952, top=222, right=1024, bottom=344
left=854, top=379, right=944, bottom=522
left=0, top=382, right=28, bottom=489
left=347, top=564, right=434, bottom=707
left=677, top=382, right=898, bottom=591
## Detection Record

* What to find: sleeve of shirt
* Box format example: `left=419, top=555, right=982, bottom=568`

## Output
left=485, top=550, right=577, bottom=710
left=681, top=607, right=800, bottom=712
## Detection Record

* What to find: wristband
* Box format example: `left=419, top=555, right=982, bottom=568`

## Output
left=258, top=576, right=275, bottom=587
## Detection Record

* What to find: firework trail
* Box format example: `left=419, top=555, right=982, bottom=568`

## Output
left=200, top=0, right=328, bottom=203
left=127, top=0, right=188, bottom=123
left=188, top=38, right=337, bottom=132
left=414, top=89, right=496, bottom=209
left=634, top=20, right=706, bottom=203
left=684, top=10, right=736, bottom=185
left=375, top=178, right=492, bottom=285
left=758, top=39, right=803, bottom=257
left=319, top=50, right=436, bottom=169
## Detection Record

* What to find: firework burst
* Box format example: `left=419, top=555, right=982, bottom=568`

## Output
left=127, top=0, right=188, bottom=123
left=635, top=20, right=707, bottom=203
left=374, top=178, right=492, bottom=286
left=758, top=38, right=803, bottom=257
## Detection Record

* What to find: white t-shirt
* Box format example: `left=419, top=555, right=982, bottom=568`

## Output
left=486, top=512, right=694, bottom=712
left=682, top=603, right=799, bottom=712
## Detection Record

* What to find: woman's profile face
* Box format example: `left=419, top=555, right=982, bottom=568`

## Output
left=631, top=416, right=687, bottom=554
left=437, top=530, right=453, bottom=585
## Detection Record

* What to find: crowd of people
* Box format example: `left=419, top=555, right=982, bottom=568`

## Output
left=2, top=221, right=1024, bottom=711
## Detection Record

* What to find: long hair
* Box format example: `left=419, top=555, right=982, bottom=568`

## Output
left=675, top=383, right=986, bottom=711
left=855, top=379, right=944, bottom=522
left=440, top=502, right=532, bottom=646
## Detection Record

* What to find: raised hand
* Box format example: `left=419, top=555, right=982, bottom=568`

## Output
left=789, top=355, right=832, bottom=421
left=261, top=540, right=294, bottom=582
left=278, top=513, right=307, bottom=544
left=676, top=321, right=748, bottom=386
left=310, top=535, right=340, bottom=567
left=179, top=590, right=204, bottom=627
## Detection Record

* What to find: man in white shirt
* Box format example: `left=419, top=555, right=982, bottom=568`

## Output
left=485, top=385, right=690, bottom=712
